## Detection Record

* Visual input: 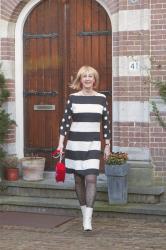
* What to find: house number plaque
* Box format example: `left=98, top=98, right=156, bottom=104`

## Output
left=129, top=61, right=140, bottom=71
left=128, top=0, right=139, bottom=4
left=34, top=105, right=55, bottom=111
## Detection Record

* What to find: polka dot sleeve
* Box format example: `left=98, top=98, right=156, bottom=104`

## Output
left=102, top=97, right=111, bottom=139
left=60, top=96, right=72, bottom=136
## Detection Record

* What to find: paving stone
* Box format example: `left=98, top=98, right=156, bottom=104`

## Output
left=0, top=211, right=73, bottom=228
left=0, top=212, right=166, bottom=250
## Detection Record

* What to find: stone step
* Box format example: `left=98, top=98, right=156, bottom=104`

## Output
left=128, top=186, right=165, bottom=204
left=1, top=196, right=166, bottom=219
left=0, top=178, right=165, bottom=204
left=0, top=179, right=107, bottom=202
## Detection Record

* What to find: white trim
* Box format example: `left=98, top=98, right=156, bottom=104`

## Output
left=150, top=98, right=166, bottom=113
left=112, top=9, right=150, bottom=32
left=113, top=146, right=150, bottom=161
left=0, top=19, right=15, bottom=38
left=113, top=55, right=151, bottom=77
left=0, top=60, right=15, bottom=79
left=3, top=143, right=16, bottom=155
left=15, top=0, right=42, bottom=158
left=3, top=101, right=16, bottom=121
left=113, top=101, right=149, bottom=123
left=15, top=0, right=112, bottom=158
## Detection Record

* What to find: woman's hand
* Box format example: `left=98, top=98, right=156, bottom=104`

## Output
left=104, top=145, right=110, bottom=160
left=57, top=144, right=64, bottom=154
left=57, top=135, right=65, bottom=153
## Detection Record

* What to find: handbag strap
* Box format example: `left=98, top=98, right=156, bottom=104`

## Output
left=52, top=150, right=64, bottom=162
left=59, top=152, right=63, bottom=163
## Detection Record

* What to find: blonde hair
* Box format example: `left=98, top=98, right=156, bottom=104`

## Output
left=70, top=66, right=99, bottom=90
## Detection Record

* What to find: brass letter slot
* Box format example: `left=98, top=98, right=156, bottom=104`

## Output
left=34, top=105, right=55, bottom=111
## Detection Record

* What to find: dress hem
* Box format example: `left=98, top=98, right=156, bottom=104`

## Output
left=66, top=168, right=99, bottom=176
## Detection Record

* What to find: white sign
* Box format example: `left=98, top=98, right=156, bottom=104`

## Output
left=129, top=61, right=140, bottom=71
left=128, top=0, right=139, bottom=4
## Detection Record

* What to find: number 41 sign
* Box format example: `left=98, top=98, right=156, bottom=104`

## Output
left=129, top=61, right=140, bottom=71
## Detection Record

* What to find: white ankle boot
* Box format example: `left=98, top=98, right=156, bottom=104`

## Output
left=83, top=207, right=93, bottom=231
left=80, top=205, right=86, bottom=228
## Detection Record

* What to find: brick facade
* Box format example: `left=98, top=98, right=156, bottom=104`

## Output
left=0, top=0, right=166, bottom=182
left=150, top=0, right=166, bottom=182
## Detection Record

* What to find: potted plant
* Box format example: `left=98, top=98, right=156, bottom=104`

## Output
left=21, top=156, right=46, bottom=181
left=3, top=156, right=19, bottom=181
left=105, top=152, right=129, bottom=204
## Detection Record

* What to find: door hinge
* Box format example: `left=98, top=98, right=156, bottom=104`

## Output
left=23, top=32, right=59, bottom=39
left=78, top=30, right=112, bottom=37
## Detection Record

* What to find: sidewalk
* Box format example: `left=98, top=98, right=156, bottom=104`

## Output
left=0, top=211, right=166, bottom=250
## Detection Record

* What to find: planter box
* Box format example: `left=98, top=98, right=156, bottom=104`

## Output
left=21, top=157, right=45, bottom=181
left=105, top=164, right=129, bottom=204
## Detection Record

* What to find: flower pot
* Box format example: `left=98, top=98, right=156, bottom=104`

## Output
left=5, top=168, right=19, bottom=181
left=21, top=157, right=45, bottom=181
left=105, top=163, right=129, bottom=204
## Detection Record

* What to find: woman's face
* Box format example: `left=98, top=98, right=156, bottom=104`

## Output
left=80, top=71, right=95, bottom=90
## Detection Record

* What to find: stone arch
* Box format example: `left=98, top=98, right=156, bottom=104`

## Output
left=5, top=1, right=33, bottom=38
left=14, top=0, right=113, bottom=157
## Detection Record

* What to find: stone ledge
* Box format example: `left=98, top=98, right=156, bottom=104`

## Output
left=2, top=179, right=164, bottom=194
left=1, top=196, right=166, bottom=217
left=128, top=161, right=153, bottom=168
left=0, top=179, right=75, bottom=190
left=128, top=186, right=165, bottom=195
left=1, top=179, right=165, bottom=196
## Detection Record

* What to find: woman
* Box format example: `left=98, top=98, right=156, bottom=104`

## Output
left=57, top=66, right=111, bottom=231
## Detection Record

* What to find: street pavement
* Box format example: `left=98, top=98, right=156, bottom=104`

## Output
left=0, top=212, right=166, bottom=250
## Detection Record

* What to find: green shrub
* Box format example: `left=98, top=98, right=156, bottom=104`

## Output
left=0, top=69, right=15, bottom=162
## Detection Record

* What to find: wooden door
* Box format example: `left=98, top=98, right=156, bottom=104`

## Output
left=23, top=0, right=112, bottom=171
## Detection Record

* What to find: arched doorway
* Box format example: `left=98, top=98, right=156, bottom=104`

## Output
left=23, top=0, right=112, bottom=170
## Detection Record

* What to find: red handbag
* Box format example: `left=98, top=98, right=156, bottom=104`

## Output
left=51, top=150, right=66, bottom=182
left=55, top=161, right=66, bottom=182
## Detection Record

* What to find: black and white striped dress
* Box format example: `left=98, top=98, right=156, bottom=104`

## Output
left=60, top=92, right=111, bottom=176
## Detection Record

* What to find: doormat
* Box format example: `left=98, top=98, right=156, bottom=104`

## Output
left=0, top=212, right=74, bottom=229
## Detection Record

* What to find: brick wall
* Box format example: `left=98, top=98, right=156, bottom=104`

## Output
left=150, top=0, right=166, bottom=182
left=114, top=122, right=149, bottom=148
left=0, top=0, right=27, bottom=22
left=113, top=31, right=150, bottom=56
left=1, top=38, right=15, bottom=61
left=113, top=76, right=149, bottom=101
left=111, top=0, right=151, bottom=163
left=106, top=0, right=149, bottom=13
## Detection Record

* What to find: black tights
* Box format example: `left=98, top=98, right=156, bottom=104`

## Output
left=74, top=173, right=97, bottom=208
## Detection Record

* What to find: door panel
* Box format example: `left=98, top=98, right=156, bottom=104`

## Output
left=23, top=0, right=112, bottom=170
left=68, top=0, right=112, bottom=92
